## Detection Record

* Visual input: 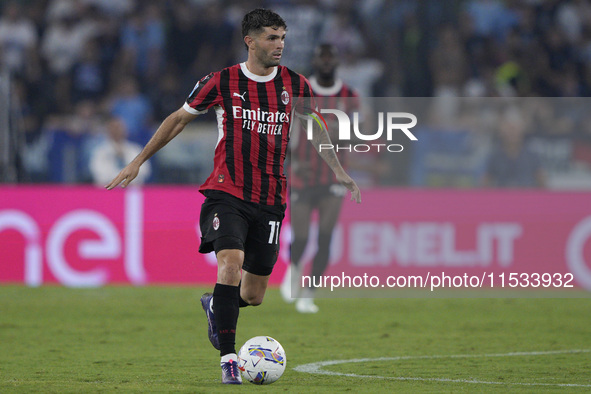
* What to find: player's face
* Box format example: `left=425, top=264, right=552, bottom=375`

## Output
left=252, top=26, right=286, bottom=68
left=313, top=47, right=338, bottom=79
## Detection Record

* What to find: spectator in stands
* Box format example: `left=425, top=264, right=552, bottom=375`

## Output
left=430, top=24, right=468, bottom=97
left=270, top=0, right=325, bottom=73
left=186, top=2, right=236, bottom=83
left=151, top=71, right=182, bottom=122
left=464, top=0, right=513, bottom=41
left=119, top=3, right=165, bottom=85
left=484, top=110, right=546, bottom=188
left=70, top=38, right=108, bottom=102
left=321, top=7, right=365, bottom=60
left=90, top=116, right=150, bottom=186
left=0, top=1, right=39, bottom=79
left=168, top=1, right=201, bottom=73
left=337, top=47, right=384, bottom=99
left=399, top=13, right=431, bottom=96
left=556, top=0, right=590, bottom=45
left=41, top=6, right=98, bottom=112
left=81, top=0, right=135, bottom=18
left=46, top=100, right=101, bottom=183
left=108, top=75, right=152, bottom=145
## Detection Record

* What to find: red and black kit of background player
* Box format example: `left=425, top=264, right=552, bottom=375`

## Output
left=282, top=43, right=360, bottom=314
left=290, top=77, right=359, bottom=191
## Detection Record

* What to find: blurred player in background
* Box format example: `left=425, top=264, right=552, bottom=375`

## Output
left=106, top=10, right=360, bottom=385
left=281, top=43, right=360, bottom=313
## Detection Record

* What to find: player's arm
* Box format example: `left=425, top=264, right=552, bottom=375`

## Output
left=306, top=117, right=361, bottom=203
left=105, top=107, right=197, bottom=189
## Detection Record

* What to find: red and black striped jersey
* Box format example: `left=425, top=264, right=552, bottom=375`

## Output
left=290, top=76, right=360, bottom=189
left=184, top=62, right=315, bottom=206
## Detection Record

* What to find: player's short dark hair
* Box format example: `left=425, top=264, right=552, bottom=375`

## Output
left=242, top=8, right=287, bottom=49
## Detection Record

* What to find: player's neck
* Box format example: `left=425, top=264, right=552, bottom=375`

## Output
left=315, top=76, right=336, bottom=88
left=244, top=59, right=276, bottom=77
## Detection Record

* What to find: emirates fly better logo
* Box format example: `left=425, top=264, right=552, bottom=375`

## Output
left=304, top=108, right=418, bottom=152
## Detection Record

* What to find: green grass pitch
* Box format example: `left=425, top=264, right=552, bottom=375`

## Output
left=1, top=286, right=590, bottom=392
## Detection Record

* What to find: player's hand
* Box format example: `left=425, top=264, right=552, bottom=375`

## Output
left=336, top=171, right=361, bottom=203
left=105, top=162, right=141, bottom=190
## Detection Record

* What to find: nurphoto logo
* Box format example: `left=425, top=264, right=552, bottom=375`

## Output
left=305, top=108, right=418, bottom=152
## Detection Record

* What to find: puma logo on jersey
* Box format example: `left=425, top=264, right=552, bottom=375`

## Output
left=233, top=92, right=247, bottom=101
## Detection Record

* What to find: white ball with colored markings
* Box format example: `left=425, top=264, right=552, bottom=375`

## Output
left=237, top=336, right=286, bottom=384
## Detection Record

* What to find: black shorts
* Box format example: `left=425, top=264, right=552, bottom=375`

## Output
left=199, top=190, right=286, bottom=276
left=290, top=184, right=347, bottom=206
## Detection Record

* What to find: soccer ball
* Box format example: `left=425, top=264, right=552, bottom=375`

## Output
left=237, top=336, right=286, bottom=384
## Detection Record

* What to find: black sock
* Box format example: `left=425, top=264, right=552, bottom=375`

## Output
left=213, top=283, right=239, bottom=357
left=239, top=297, right=250, bottom=307
left=311, top=232, right=333, bottom=283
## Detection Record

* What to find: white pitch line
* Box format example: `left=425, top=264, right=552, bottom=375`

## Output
left=293, top=349, right=591, bottom=388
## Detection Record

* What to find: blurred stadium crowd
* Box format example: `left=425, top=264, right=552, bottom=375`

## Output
left=1, top=0, right=591, bottom=188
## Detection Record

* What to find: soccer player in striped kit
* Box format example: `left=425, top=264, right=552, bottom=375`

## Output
left=281, top=44, right=360, bottom=313
left=106, top=9, right=360, bottom=384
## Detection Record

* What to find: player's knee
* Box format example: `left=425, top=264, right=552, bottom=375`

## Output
left=219, top=263, right=241, bottom=278
left=217, top=249, right=243, bottom=267
left=216, top=249, right=244, bottom=283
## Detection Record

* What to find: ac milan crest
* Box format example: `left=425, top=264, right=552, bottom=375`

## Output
left=213, top=214, right=220, bottom=230
left=281, top=90, right=289, bottom=105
